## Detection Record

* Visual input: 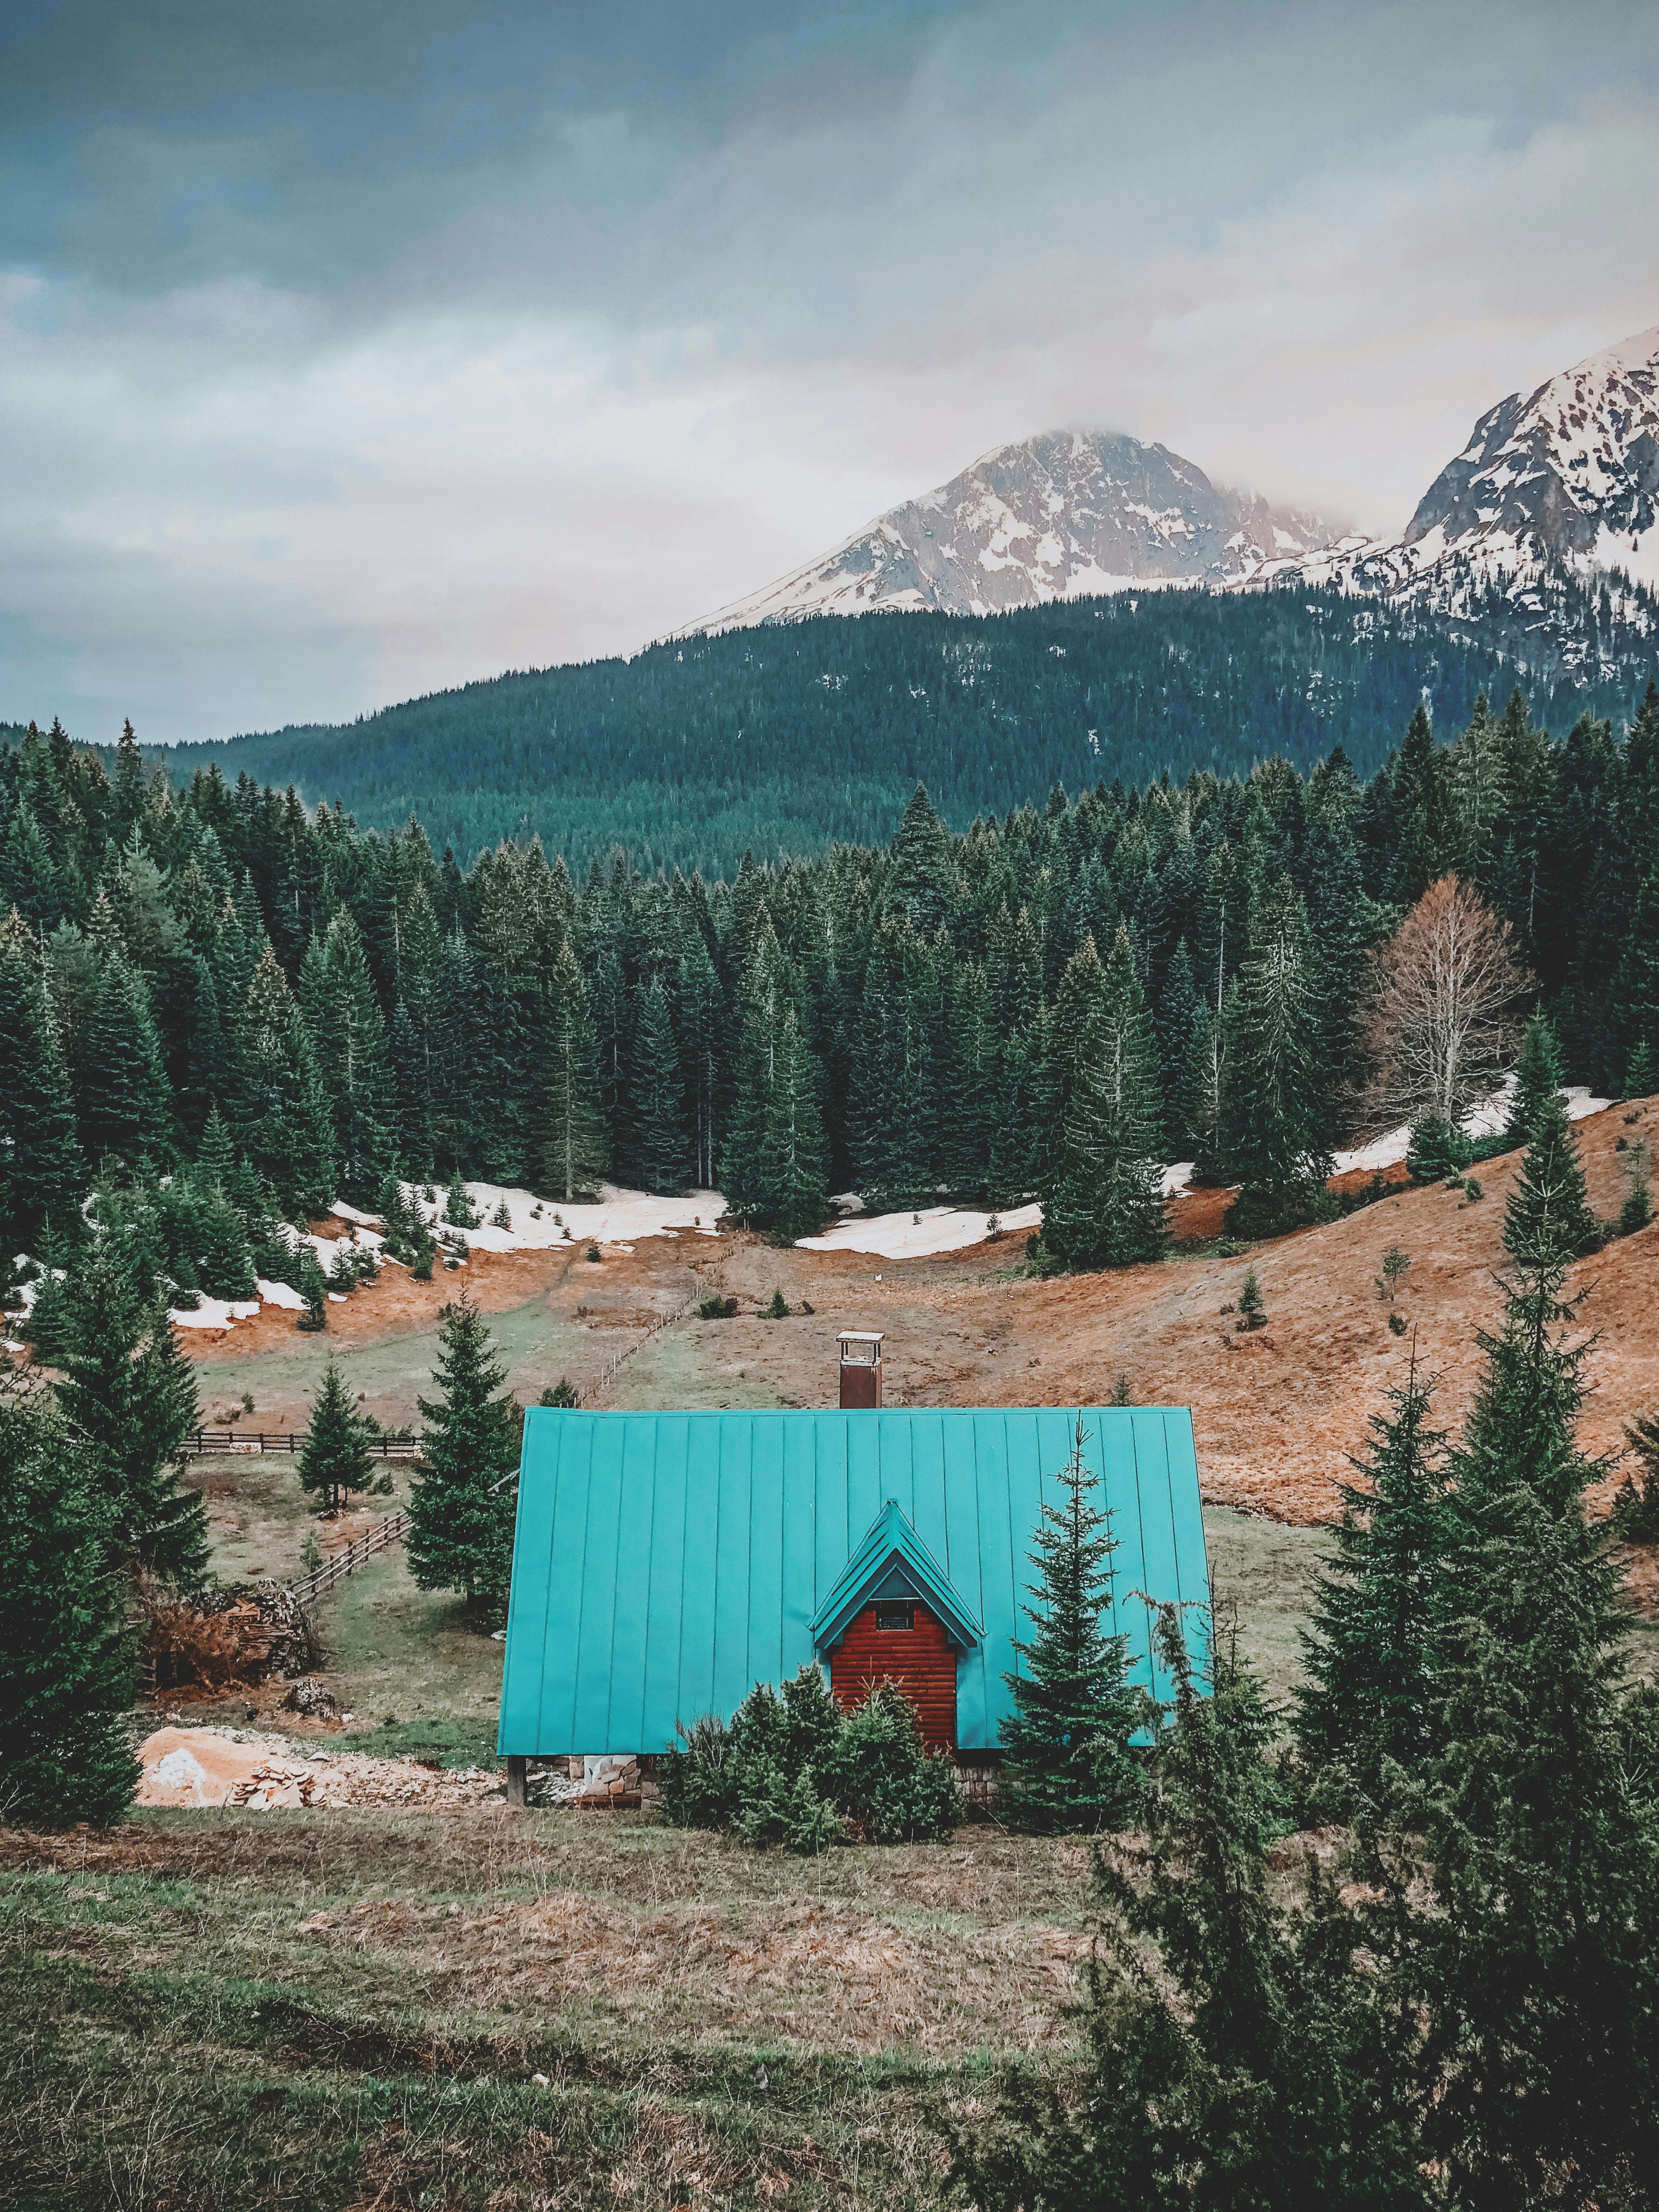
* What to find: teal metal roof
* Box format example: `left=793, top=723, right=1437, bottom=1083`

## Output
left=497, top=1406, right=1209, bottom=1757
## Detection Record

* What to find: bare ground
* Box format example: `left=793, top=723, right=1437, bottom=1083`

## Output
left=180, top=1099, right=1658, bottom=1533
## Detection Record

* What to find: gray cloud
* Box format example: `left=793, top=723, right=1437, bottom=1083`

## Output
left=3, top=0, right=1657, bottom=743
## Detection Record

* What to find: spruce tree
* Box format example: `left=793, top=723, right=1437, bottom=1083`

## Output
left=298, top=1357, right=376, bottom=1511
left=1500, top=1010, right=1563, bottom=1148
left=55, top=1254, right=210, bottom=1589
left=1407, top=1251, right=1659, bottom=2203
left=1295, top=1351, right=1449, bottom=1794
left=303, top=910, right=396, bottom=1204
left=233, top=941, right=336, bottom=1220
left=628, top=976, right=689, bottom=1194
left=1154, top=938, right=1203, bottom=1158
left=1612, top=869, right=1659, bottom=1092
left=539, top=937, right=608, bottom=1202
left=1501, top=1083, right=1601, bottom=1264
left=0, top=1375, right=138, bottom=1827
left=753, top=1005, right=829, bottom=1240
left=407, top=1293, right=520, bottom=1611
left=998, top=1415, right=1142, bottom=1832
left=194, top=1180, right=256, bottom=1300
left=0, top=911, right=84, bottom=1252
left=76, top=950, right=172, bottom=1169
left=1220, top=878, right=1332, bottom=1235
left=953, top=1606, right=1419, bottom=2210
left=1045, top=926, right=1167, bottom=1272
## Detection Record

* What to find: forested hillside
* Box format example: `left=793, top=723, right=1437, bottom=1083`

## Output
left=3, top=682, right=1657, bottom=1295
left=154, top=579, right=1659, bottom=872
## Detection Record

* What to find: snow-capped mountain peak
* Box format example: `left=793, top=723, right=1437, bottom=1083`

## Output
left=1400, top=325, right=1659, bottom=589
left=682, top=427, right=1342, bottom=634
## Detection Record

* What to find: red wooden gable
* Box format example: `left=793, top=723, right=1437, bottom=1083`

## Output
left=829, top=1600, right=957, bottom=1750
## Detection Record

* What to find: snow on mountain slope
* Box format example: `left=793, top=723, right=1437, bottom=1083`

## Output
left=1266, top=327, right=1659, bottom=608
left=684, top=428, right=1344, bottom=633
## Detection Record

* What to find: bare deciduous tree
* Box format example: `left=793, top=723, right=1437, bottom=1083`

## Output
left=1361, top=876, right=1529, bottom=1132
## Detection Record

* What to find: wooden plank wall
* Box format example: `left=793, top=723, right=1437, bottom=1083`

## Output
left=830, top=1602, right=957, bottom=1749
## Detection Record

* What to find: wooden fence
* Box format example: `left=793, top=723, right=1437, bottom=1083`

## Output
left=289, top=1509, right=413, bottom=1608
left=589, top=1299, right=697, bottom=1402
left=180, top=1428, right=422, bottom=1458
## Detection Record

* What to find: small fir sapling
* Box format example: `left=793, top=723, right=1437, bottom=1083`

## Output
left=1108, top=1372, right=1132, bottom=1405
left=297, top=1357, right=375, bottom=1513
left=765, top=1288, right=789, bottom=1318
left=1618, top=1139, right=1653, bottom=1235
left=1237, top=1266, right=1267, bottom=1329
left=491, top=1201, right=512, bottom=1229
left=296, top=1250, right=329, bottom=1331
left=538, top=1378, right=580, bottom=1407
left=300, top=1527, right=324, bottom=1577
left=443, top=1175, right=479, bottom=1229
left=1407, top=1113, right=1474, bottom=1183
left=326, top=1243, right=358, bottom=1293
left=1375, top=1243, right=1410, bottom=1302
left=1624, top=1039, right=1656, bottom=1100
left=1611, top=1411, right=1659, bottom=1542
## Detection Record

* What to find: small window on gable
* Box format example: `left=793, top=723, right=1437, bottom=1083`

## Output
left=874, top=1600, right=914, bottom=1632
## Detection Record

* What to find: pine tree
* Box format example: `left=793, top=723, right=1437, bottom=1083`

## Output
left=233, top=941, right=335, bottom=1219
left=1502, top=1082, right=1601, bottom=1264
left=1154, top=938, right=1203, bottom=1158
left=0, top=910, right=84, bottom=1251
left=753, top=1005, right=828, bottom=1240
left=1295, top=1351, right=1449, bottom=1794
left=1500, top=1010, right=1563, bottom=1148
left=998, top=1415, right=1142, bottom=1832
left=539, top=938, right=608, bottom=1202
left=295, top=1248, right=329, bottom=1331
left=76, top=950, right=171, bottom=1169
left=1407, top=1250, right=1659, bottom=2203
left=952, top=1606, right=1417, bottom=2210
left=407, top=1293, right=519, bottom=1610
left=298, top=1358, right=376, bottom=1511
left=1612, top=870, right=1659, bottom=1092
left=628, top=976, right=689, bottom=1194
left=55, top=1254, right=209, bottom=1588
left=1220, top=878, right=1332, bottom=1235
left=1392, top=701, right=1455, bottom=904
left=303, top=910, right=396, bottom=1203
left=1045, top=926, right=1167, bottom=1272
left=0, top=1375, right=138, bottom=1827
left=194, top=1181, right=256, bottom=1300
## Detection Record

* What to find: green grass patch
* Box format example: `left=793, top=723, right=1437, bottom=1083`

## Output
left=0, top=1816, right=1089, bottom=2209
left=1203, top=1504, right=1332, bottom=1707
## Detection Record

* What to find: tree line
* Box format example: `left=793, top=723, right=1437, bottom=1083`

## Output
left=3, top=682, right=1657, bottom=1294
left=150, top=577, right=1658, bottom=873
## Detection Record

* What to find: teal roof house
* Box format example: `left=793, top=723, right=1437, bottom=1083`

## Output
left=498, top=1405, right=1209, bottom=1760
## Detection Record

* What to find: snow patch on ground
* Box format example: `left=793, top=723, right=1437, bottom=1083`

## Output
left=256, top=1277, right=305, bottom=1310
left=402, top=1181, right=726, bottom=1252
left=169, top=1295, right=262, bottom=1330
left=1331, top=1085, right=1610, bottom=1177
left=799, top=1201, right=1043, bottom=1259
left=793, top=1093, right=1613, bottom=1263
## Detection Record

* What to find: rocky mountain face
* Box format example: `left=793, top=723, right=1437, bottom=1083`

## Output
left=688, top=429, right=1341, bottom=631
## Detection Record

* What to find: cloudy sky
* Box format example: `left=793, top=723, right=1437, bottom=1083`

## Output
left=4, top=0, right=1657, bottom=744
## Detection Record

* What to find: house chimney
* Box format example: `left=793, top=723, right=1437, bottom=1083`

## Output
left=838, top=1331, right=884, bottom=1409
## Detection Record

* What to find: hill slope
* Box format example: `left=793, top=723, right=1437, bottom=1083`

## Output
left=166, top=583, right=1655, bottom=871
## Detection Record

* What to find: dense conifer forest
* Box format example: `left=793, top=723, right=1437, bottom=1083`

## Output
left=3, top=678, right=1657, bottom=1290
left=144, top=580, right=1659, bottom=872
